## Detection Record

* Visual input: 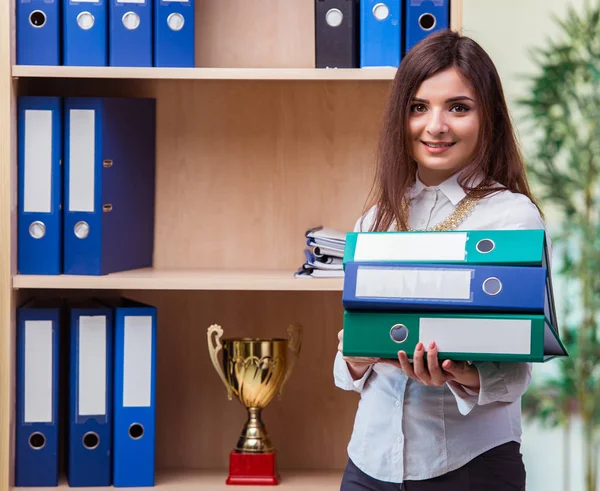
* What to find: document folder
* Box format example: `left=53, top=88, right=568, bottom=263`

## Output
left=315, top=0, right=359, bottom=68
left=405, top=0, right=449, bottom=55
left=360, top=0, right=401, bottom=67
left=154, top=0, right=195, bottom=67
left=17, top=96, right=63, bottom=275
left=108, top=298, right=157, bottom=487
left=342, top=262, right=549, bottom=313
left=343, top=230, right=550, bottom=266
left=342, top=310, right=568, bottom=363
left=63, top=0, right=108, bottom=66
left=67, top=300, right=113, bottom=487
left=15, top=299, right=63, bottom=486
left=109, top=0, right=153, bottom=67
left=17, top=0, right=60, bottom=65
left=63, top=97, right=156, bottom=275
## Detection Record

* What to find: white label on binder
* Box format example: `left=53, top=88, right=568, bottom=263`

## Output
left=356, top=267, right=472, bottom=300
left=354, top=233, right=468, bottom=262
left=24, top=110, right=52, bottom=213
left=419, top=317, right=531, bottom=354
left=69, top=109, right=95, bottom=212
left=123, top=316, right=153, bottom=407
left=79, top=316, right=107, bottom=416
left=24, top=320, right=53, bottom=423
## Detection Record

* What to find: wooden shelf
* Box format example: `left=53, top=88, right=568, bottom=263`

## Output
left=12, top=268, right=344, bottom=291
left=12, top=65, right=397, bottom=81
left=18, top=470, right=344, bottom=490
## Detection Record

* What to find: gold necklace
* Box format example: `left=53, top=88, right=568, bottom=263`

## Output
left=399, top=194, right=480, bottom=232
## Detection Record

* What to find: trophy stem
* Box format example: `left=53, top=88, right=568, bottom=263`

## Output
left=236, top=407, right=273, bottom=454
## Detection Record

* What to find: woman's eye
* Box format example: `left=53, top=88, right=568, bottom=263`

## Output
left=410, top=104, right=427, bottom=113
left=450, top=104, right=469, bottom=113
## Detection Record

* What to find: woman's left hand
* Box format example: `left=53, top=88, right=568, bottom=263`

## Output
left=380, top=341, right=481, bottom=391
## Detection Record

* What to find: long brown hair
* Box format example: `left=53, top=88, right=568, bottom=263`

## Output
left=363, top=29, right=541, bottom=232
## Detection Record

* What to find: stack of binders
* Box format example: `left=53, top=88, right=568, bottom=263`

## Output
left=314, top=0, right=450, bottom=69
left=16, top=0, right=195, bottom=67
left=341, top=229, right=568, bottom=363
left=17, top=95, right=156, bottom=276
left=15, top=296, right=158, bottom=487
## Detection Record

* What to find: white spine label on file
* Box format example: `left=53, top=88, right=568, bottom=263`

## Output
left=356, top=267, right=472, bottom=300
left=24, top=110, right=52, bottom=213
left=419, top=318, right=532, bottom=354
left=123, top=316, right=153, bottom=407
left=79, top=316, right=107, bottom=416
left=354, top=233, right=468, bottom=261
left=69, top=109, right=95, bottom=212
left=24, top=320, right=53, bottom=423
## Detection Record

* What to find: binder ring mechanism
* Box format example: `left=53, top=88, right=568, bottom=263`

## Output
left=82, top=431, right=100, bottom=450
left=28, top=432, right=46, bottom=450
left=29, top=220, right=46, bottom=239
left=390, top=324, right=409, bottom=343
left=29, top=10, right=46, bottom=28
left=129, top=422, right=144, bottom=440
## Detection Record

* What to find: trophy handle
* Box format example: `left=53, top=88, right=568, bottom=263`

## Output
left=278, top=323, right=303, bottom=399
left=207, top=324, right=233, bottom=401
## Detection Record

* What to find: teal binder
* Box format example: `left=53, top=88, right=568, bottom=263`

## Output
left=342, top=311, right=567, bottom=363
left=343, top=229, right=549, bottom=267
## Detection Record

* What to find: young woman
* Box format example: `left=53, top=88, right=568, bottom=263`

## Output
left=335, top=29, right=546, bottom=491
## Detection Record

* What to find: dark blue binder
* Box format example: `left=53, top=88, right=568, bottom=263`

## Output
left=109, top=0, right=153, bottom=66
left=342, top=262, right=549, bottom=314
left=360, top=0, right=401, bottom=67
left=63, top=97, right=156, bottom=275
left=405, top=0, right=449, bottom=54
left=15, top=299, right=62, bottom=486
left=108, top=298, right=157, bottom=487
left=16, top=0, right=60, bottom=65
left=154, top=0, right=195, bottom=67
left=63, top=0, right=108, bottom=66
left=17, top=96, right=63, bottom=275
left=66, top=300, right=114, bottom=487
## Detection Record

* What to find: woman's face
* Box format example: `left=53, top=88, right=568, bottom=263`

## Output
left=408, top=67, right=480, bottom=186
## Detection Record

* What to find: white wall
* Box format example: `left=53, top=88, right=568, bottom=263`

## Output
left=462, top=1, right=595, bottom=489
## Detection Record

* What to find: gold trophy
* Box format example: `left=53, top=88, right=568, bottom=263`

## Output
left=207, top=323, right=302, bottom=485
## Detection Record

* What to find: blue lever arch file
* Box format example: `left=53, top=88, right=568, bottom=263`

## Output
left=107, top=298, right=157, bottom=487
left=405, top=0, right=449, bottom=54
left=109, top=0, right=153, bottom=66
left=17, top=96, right=63, bottom=275
left=15, top=299, right=62, bottom=486
left=63, top=0, right=108, bottom=66
left=360, top=0, right=401, bottom=68
left=154, top=0, right=195, bottom=67
left=67, top=300, right=114, bottom=487
left=342, top=262, right=549, bottom=314
left=63, top=97, right=156, bottom=276
left=17, top=0, right=60, bottom=65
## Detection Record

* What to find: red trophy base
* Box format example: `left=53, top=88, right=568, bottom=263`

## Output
left=226, top=450, right=279, bottom=485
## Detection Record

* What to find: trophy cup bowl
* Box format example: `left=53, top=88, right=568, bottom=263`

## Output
left=207, top=323, right=302, bottom=485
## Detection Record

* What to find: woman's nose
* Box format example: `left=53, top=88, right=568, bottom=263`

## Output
left=426, top=111, right=449, bottom=135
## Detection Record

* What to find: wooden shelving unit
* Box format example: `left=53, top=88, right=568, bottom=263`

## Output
left=0, top=1, right=463, bottom=489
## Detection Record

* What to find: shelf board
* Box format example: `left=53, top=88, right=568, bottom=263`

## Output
left=11, top=65, right=397, bottom=81
left=12, top=268, right=344, bottom=291
left=16, top=469, right=344, bottom=490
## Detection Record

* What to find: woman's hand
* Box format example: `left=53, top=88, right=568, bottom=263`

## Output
left=381, top=341, right=480, bottom=391
left=337, top=329, right=379, bottom=380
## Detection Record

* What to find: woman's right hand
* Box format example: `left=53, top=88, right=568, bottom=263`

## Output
left=337, top=329, right=379, bottom=380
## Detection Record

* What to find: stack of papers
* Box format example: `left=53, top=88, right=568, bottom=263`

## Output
left=294, top=226, right=346, bottom=278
